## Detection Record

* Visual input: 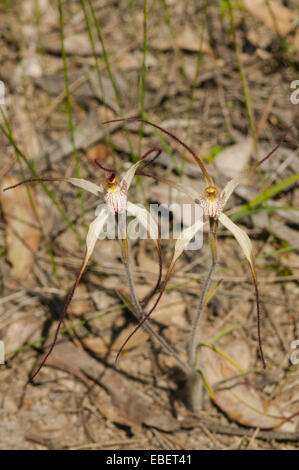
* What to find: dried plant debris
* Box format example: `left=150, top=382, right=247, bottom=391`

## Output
left=0, top=175, right=42, bottom=285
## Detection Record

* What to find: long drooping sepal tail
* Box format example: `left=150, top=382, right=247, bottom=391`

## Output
left=31, top=252, right=89, bottom=380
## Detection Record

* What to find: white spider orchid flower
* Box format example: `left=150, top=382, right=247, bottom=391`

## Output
left=157, top=133, right=288, bottom=371
left=170, top=179, right=252, bottom=265
left=3, top=149, right=160, bottom=377
left=156, top=173, right=268, bottom=367
left=153, top=149, right=287, bottom=369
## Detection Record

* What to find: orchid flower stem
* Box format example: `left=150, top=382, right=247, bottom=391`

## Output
left=188, top=222, right=218, bottom=370
left=121, top=236, right=190, bottom=375
left=185, top=226, right=218, bottom=412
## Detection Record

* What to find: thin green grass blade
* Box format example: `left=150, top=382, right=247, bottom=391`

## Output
left=58, top=0, right=86, bottom=228
left=86, top=0, right=135, bottom=159
left=0, top=248, right=7, bottom=257
left=212, top=323, right=243, bottom=343
left=79, top=0, right=116, bottom=160
left=16, top=156, right=60, bottom=284
left=230, top=204, right=299, bottom=223
left=279, top=363, right=298, bottom=393
left=0, top=108, right=60, bottom=284
left=213, top=367, right=261, bottom=389
left=159, top=0, right=187, bottom=79
left=198, top=341, right=243, bottom=372
left=226, top=0, right=257, bottom=153
left=196, top=368, right=215, bottom=399
left=182, top=0, right=209, bottom=175
left=138, top=0, right=147, bottom=156
left=0, top=115, right=83, bottom=245
left=230, top=173, right=299, bottom=222
left=203, top=279, right=222, bottom=306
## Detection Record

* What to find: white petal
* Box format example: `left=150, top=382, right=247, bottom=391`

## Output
left=67, top=178, right=103, bottom=195
left=219, top=212, right=252, bottom=263
left=126, top=201, right=158, bottom=239
left=121, top=161, right=142, bottom=190
left=173, top=219, right=204, bottom=263
left=220, top=175, right=242, bottom=207
left=86, top=208, right=109, bottom=260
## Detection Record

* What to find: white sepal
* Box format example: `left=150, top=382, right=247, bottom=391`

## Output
left=67, top=177, right=103, bottom=196
left=86, top=208, right=109, bottom=260
left=121, top=161, right=143, bottom=191
left=220, top=175, right=243, bottom=207
left=172, top=219, right=204, bottom=263
left=126, top=201, right=158, bottom=239
left=219, top=212, right=252, bottom=263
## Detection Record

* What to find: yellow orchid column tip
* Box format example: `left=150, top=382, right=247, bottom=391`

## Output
left=200, top=186, right=225, bottom=220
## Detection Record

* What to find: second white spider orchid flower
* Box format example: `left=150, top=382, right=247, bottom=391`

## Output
left=153, top=132, right=288, bottom=369
left=3, top=147, right=161, bottom=378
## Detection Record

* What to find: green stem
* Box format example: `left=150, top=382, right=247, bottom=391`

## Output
left=188, top=221, right=218, bottom=369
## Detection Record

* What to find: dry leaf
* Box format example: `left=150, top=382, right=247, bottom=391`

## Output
left=274, top=374, right=299, bottom=432
left=86, top=143, right=111, bottom=165
left=96, top=387, right=142, bottom=428
left=41, top=34, right=102, bottom=56
left=82, top=325, right=148, bottom=356
left=177, top=27, right=213, bottom=55
left=0, top=175, right=42, bottom=283
left=117, top=51, right=158, bottom=70
left=151, top=26, right=213, bottom=56
left=244, top=0, right=297, bottom=36
left=47, top=341, right=180, bottom=431
left=13, top=97, right=41, bottom=158
left=135, top=285, right=188, bottom=329
left=4, top=313, right=42, bottom=354
left=293, top=28, right=299, bottom=50
left=201, top=338, right=285, bottom=429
